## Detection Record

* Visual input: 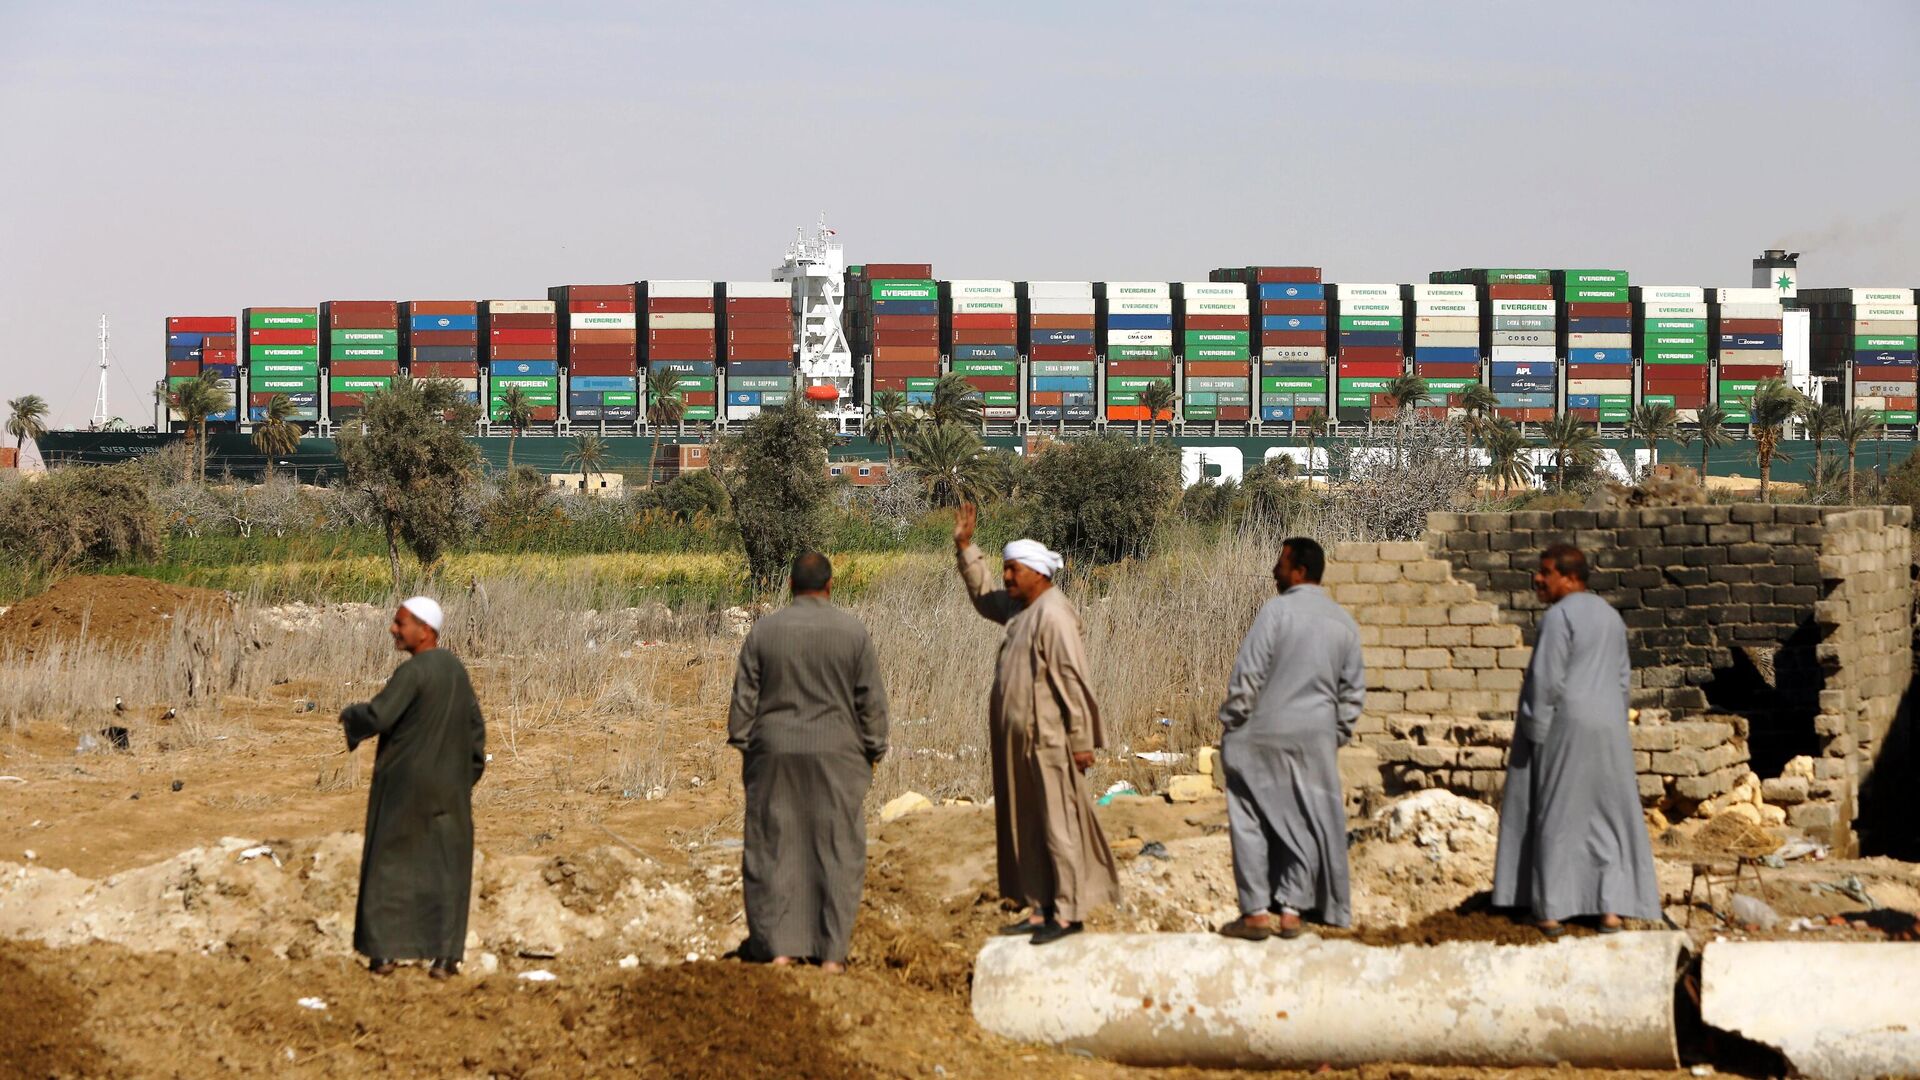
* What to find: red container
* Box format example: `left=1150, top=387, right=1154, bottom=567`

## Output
left=1107, top=362, right=1176, bottom=377
left=491, top=329, right=556, bottom=345
left=1720, top=364, right=1784, bottom=379
left=873, top=315, right=938, bottom=332
left=330, top=361, right=401, bottom=376
left=1185, top=315, right=1249, bottom=330
left=572, top=328, right=639, bottom=345
left=1030, top=315, right=1097, bottom=331
left=556, top=285, right=636, bottom=302
left=648, top=329, right=714, bottom=346
left=875, top=330, right=939, bottom=347
left=411, top=330, right=478, bottom=346
left=1414, top=362, right=1479, bottom=378
left=963, top=376, right=1018, bottom=392
left=1263, top=300, right=1328, bottom=315
left=1338, top=346, right=1405, bottom=364
left=870, top=377, right=916, bottom=391
left=644, top=297, right=713, bottom=314
left=1029, top=344, right=1098, bottom=361
left=1185, top=361, right=1249, bottom=376
left=529, top=406, right=559, bottom=421
left=569, top=343, right=637, bottom=361
left=873, top=347, right=941, bottom=363
left=330, top=393, right=365, bottom=407
left=1565, top=363, right=1631, bottom=379
left=487, top=313, right=556, bottom=329
left=490, top=344, right=560, bottom=361
left=1720, top=319, right=1784, bottom=334
left=724, top=297, right=787, bottom=312
left=250, top=328, right=318, bottom=345
left=1565, top=303, right=1631, bottom=318
left=1566, top=409, right=1600, bottom=422
left=1490, top=285, right=1554, bottom=300
left=681, top=391, right=716, bottom=406
left=1216, top=406, right=1251, bottom=421
left=1339, top=360, right=1408, bottom=378
left=167, top=361, right=199, bottom=377
left=1255, top=267, right=1321, bottom=284
left=410, top=362, right=480, bottom=378
left=952, top=329, right=1017, bottom=345
left=168, top=316, right=237, bottom=333
left=862, top=263, right=933, bottom=278
left=1497, top=408, right=1555, bottom=422
left=725, top=344, right=793, bottom=361
left=727, top=329, right=791, bottom=345
left=204, top=334, right=237, bottom=349
left=724, top=313, right=789, bottom=330
left=950, top=313, right=1016, bottom=330
left=1260, top=331, right=1326, bottom=347
left=651, top=346, right=718, bottom=361
left=568, top=360, right=636, bottom=376
left=201, top=349, right=236, bottom=364
left=408, top=301, right=476, bottom=315
left=870, top=360, right=942, bottom=377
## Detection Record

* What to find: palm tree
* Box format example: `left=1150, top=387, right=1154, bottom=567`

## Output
left=1747, top=378, right=1806, bottom=503
left=1384, top=374, right=1430, bottom=416
left=868, top=389, right=912, bottom=467
left=902, top=423, right=1003, bottom=507
left=1624, top=403, right=1679, bottom=477
left=155, top=371, right=231, bottom=484
left=1800, top=402, right=1842, bottom=481
left=1484, top=418, right=1534, bottom=493
left=1693, top=403, right=1735, bottom=486
left=6, top=394, right=49, bottom=452
left=497, top=385, right=535, bottom=473
left=1540, top=413, right=1598, bottom=492
left=1837, top=407, right=1885, bottom=503
left=563, top=433, right=611, bottom=494
left=1138, top=380, right=1177, bottom=442
left=1296, top=407, right=1329, bottom=486
left=644, top=368, right=686, bottom=487
left=250, top=393, right=302, bottom=484
left=926, top=372, right=984, bottom=430
left=1459, top=384, right=1499, bottom=449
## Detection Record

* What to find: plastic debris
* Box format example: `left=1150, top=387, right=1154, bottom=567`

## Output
left=618, top=954, right=640, bottom=969
left=1132, top=751, right=1186, bottom=766
left=1729, top=893, right=1781, bottom=930
left=1138, top=841, right=1171, bottom=861
left=1097, top=781, right=1139, bottom=806
left=0, top=776, right=24, bottom=784
left=237, top=845, right=283, bottom=868
left=518, top=969, right=557, bottom=982
left=297, top=997, right=327, bottom=1011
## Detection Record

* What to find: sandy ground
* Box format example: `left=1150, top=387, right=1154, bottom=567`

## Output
left=4, top=581, right=1919, bottom=1077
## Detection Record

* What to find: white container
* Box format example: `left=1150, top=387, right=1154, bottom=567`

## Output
left=1489, top=345, right=1557, bottom=362
left=1333, top=283, right=1399, bottom=300
left=725, top=281, right=789, bottom=299
left=647, top=280, right=712, bottom=299
left=1104, top=282, right=1172, bottom=298
left=1412, top=284, right=1476, bottom=301
left=1111, top=329, right=1174, bottom=346
left=726, top=405, right=762, bottom=420
left=1714, top=287, right=1779, bottom=305
left=1853, top=396, right=1889, bottom=410
left=1414, top=331, right=1479, bottom=347
left=1489, top=330, right=1555, bottom=347
left=1566, top=335, right=1631, bottom=350
left=1849, top=288, right=1916, bottom=306
left=1338, top=300, right=1403, bottom=316
left=1717, top=303, right=1785, bottom=320
left=1026, top=281, right=1095, bottom=299
left=1858, top=305, right=1920, bottom=321
left=1185, top=299, right=1249, bottom=315
left=1414, top=317, right=1479, bottom=333
left=1491, top=300, right=1554, bottom=316
left=1721, top=350, right=1785, bottom=364
left=949, top=279, right=1017, bottom=298
left=1568, top=380, right=1632, bottom=394
left=1641, top=303, right=1710, bottom=319
left=1415, top=301, right=1477, bottom=317
left=1854, top=319, right=1920, bottom=335
left=647, top=313, right=713, bottom=329
left=487, top=299, right=555, bottom=314
left=1029, top=299, right=1097, bottom=316
left=1262, top=346, right=1329, bottom=362
left=1107, top=298, right=1174, bottom=314
left=952, top=299, right=1017, bottom=314
left=1637, top=286, right=1705, bottom=303
left=1180, top=282, right=1245, bottom=299
left=573, top=312, right=638, bottom=329
left=1856, top=381, right=1916, bottom=397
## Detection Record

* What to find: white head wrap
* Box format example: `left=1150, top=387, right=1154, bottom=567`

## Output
left=400, top=596, right=444, bottom=634
left=1002, top=539, right=1064, bottom=579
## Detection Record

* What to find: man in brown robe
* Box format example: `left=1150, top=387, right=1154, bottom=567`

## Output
left=729, top=552, right=890, bottom=971
left=954, top=504, right=1120, bottom=946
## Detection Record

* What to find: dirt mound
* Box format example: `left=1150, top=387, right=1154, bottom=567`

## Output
left=0, top=574, right=232, bottom=657
left=0, top=943, right=107, bottom=1077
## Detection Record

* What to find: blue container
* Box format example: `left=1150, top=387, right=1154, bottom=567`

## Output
left=1566, top=394, right=1601, bottom=409
left=568, top=391, right=601, bottom=407
left=412, top=346, right=479, bottom=363
left=1720, top=333, right=1783, bottom=350
left=412, top=314, right=478, bottom=332
left=167, top=346, right=201, bottom=362
left=1261, top=362, right=1328, bottom=377
left=604, top=406, right=639, bottom=422
left=649, top=360, right=715, bottom=375
left=569, top=404, right=602, bottom=421
left=1568, top=348, right=1628, bottom=365
left=1494, top=392, right=1555, bottom=407
left=1065, top=405, right=1097, bottom=421
left=905, top=391, right=933, bottom=404
left=167, top=333, right=206, bottom=348
left=1566, top=317, right=1631, bottom=334
left=1258, top=283, right=1325, bottom=301
left=726, top=361, right=793, bottom=376
left=1263, top=315, right=1327, bottom=332
left=1337, top=332, right=1400, bottom=349
left=952, top=344, right=1018, bottom=361
left=1260, top=406, right=1297, bottom=422
left=1491, top=373, right=1554, bottom=392
left=1106, top=314, right=1174, bottom=330
left=202, top=363, right=238, bottom=378
left=1030, top=406, right=1061, bottom=422
left=1061, top=392, right=1094, bottom=407
left=209, top=408, right=239, bottom=422
left=1413, top=346, right=1479, bottom=364
left=1033, top=376, right=1094, bottom=392
left=491, top=360, right=559, bottom=377
left=1854, top=351, right=1916, bottom=367
left=728, top=391, right=762, bottom=406
left=870, top=299, right=937, bottom=317
left=568, top=376, right=636, bottom=392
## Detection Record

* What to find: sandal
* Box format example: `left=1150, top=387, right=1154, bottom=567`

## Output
left=1275, top=912, right=1304, bottom=940
left=1536, top=921, right=1567, bottom=939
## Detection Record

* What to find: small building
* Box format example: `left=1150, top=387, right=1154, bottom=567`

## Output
left=655, top=443, right=709, bottom=482
left=548, top=471, right=623, bottom=497
left=828, top=460, right=889, bottom=486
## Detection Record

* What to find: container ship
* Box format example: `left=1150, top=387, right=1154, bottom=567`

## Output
left=125, top=233, right=1914, bottom=473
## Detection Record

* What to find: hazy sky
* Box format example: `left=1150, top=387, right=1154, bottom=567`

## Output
left=3, top=1, right=1916, bottom=427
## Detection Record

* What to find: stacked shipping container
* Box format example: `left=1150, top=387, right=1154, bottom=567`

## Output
left=1555, top=270, right=1632, bottom=424
left=641, top=281, right=713, bottom=424
left=244, top=307, right=318, bottom=424
left=1333, top=283, right=1405, bottom=423
left=1177, top=281, right=1251, bottom=423
left=721, top=280, right=794, bottom=421
left=1711, top=287, right=1787, bottom=424
left=946, top=280, right=1020, bottom=420
left=1099, top=282, right=1174, bottom=423
left=552, top=284, right=640, bottom=426
left=1021, top=281, right=1097, bottom=425
left=403, top=301, right=481, bottom=408
left=1409, top=283, right=1480, bottom=414
left=164, top=316, right=242, bottom=426
left=1805, top=288, right=1919, bottom=427
left=1435, top=269, right=1556, bottom=423
left=484, top=299, right=559, bottom=423
left=321, top=301, right=399, bottom=422
left=850, top=264, right=939, bottom=406
left=1634, top=286, right=1710, bottom=420
left=1209, top=266, right=1327, bottom=425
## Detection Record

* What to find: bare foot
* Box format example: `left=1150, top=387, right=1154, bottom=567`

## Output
left=771, top=956, right=795, bottom=967
left=820, top=961, right=845, bottom=974
left=1599, top=914, right=1624, bottom=932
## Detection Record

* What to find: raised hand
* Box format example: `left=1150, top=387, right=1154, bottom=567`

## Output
left=953, top=502, right=977, bottom=550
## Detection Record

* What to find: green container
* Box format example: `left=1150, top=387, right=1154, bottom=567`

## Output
left=1261, top=376, right=1328, bottom=393
left=1216, top=392, right=1250, bottom=406
left=1599, top=409, right=1630, bottom=422
left=1338, top=377, right=1393, bottom=392
left=603, top=392, right=638, bottom=407
left=1337, top=393, right=1372, bottom=408
left=1183, top=331, right=1250, bottom=347
left=1482, top=269, right=1552, bottom=285
left=726, top=376, right=791, bottom=391
left=1723, top=409, right=1751, bottom=423
left=1107, top=345, right=1174, bottom=361
left=1262, top=393, right=1295, bottom=407
left=250, top=360, right=319, bottom=376
left=1187, top=376, right=1248, bottom=391
left=331, top=329, right=398, bottom=345
left=1599, top=395, right=1631, bottom=406
left=251, top=345, right=319, bottom=361
left=1643, top=394, right=1676, bottom=407
left=1183, top=406, right=1217, bottom=420
left=491, top=391, right=558, bottom=408
left=249, top=310, right=317, bottom=329
left=1562, top=286, right=1630, bottom=303
left=334, top=345, right=399, bottom=361
left=906, top=378, right=939, bottom=391
left=951, top=359, right=1019, bottom=375
left=1859, top=335, right=1919, bottom=350
left=1645, top=351, right=1710, bottom=364
left=1185, top=346, right=1250, bottom=361
left=492, top=375, right=558, bottom=391
left=981, top=391, right=1018, bottom=406
left=1556, top=269, right=1631, bottom=287
left=1185, top=392, right=1217, bottom=406
left=683, top=405, right=717, bottom=420
left=674, top=376, right=716, bottom=392
left=1108, top=376, right=1166, bottom=392
left=1647, top=319, right=1708, bottom=333
left=330, top=376, right=392, bottom=393
left=869, top=280, right=937, bottom=301
left=1885, top=411, right=1917, bottom=425
left=1031, top=361, right=1096, bottom=377
left=1647, top=333, right=1709, bottom=348
left=252, top=377, right=318, bottom=392
left=1424, top=377, right=1479, bottom=393
left=758, top=393, right=791, bottom=406
left=1340, top=316, right=1403, bottom=332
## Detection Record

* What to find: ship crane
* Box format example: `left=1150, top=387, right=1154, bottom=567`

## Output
left=773, top=214, right=859, bottom=430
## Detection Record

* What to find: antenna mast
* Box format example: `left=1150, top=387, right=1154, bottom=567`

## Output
left=92, top=314, right=112, bottom=429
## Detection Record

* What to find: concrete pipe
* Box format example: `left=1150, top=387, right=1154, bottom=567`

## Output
left=1701, top=942, right=1920, bottom=1080
left=972, top=931, right=1688, bottom=1070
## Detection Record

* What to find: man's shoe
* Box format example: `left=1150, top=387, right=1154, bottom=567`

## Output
left=369, top=957, right=397, bottom=976
left=1218, top=916, right=1272, bottom=942
left=1275, top=912, right=1304, bottom=940
left=1029, top=922, right=1083, bottom=946
left=998, top=919, right=1045, bottom=936
left=429, top=959, right=460, bottom=980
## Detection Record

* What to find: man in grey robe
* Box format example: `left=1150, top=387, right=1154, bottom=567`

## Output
left=341, top=596, right=486, bottom=978
left=1216, top=537, right=1364, bottom=940
left=729, top=551, right=889, bottom=971
left=1492, top=544, right=1663, bottom=936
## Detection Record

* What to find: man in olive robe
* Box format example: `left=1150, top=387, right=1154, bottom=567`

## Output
left=954, top=504, right=1120, bottom=946
left=729, top=552, right=890, bottom=971
left=341, top=596, right=486, bottom=978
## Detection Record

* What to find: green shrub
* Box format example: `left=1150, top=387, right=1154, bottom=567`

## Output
left=1021, top=435, right=1181, bottom=565
left=0, top=464, right=164, bottom=571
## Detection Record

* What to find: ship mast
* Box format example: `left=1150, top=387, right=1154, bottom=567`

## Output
left=92, top=314, right=112, bottom=429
